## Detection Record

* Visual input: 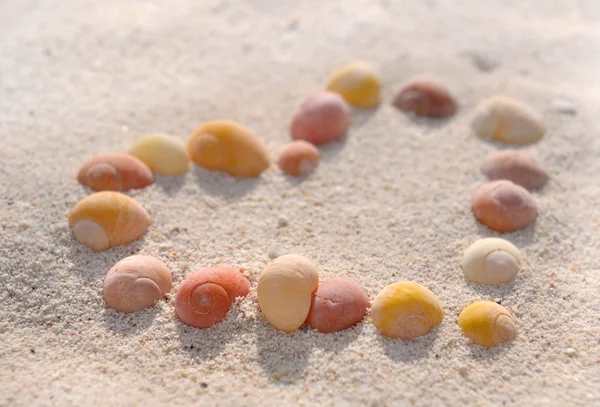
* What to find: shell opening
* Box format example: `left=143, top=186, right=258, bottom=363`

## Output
left=190, top=283, right=230, bottom=316
left=72, top=220, right=109, bottom=251
left=485, top=250, right=520, bottom=283
left=128, top=277, right=164, bottom=310
left=398, top=315, right=431, bottom=341
left=495, top=315, right=516, bottom=342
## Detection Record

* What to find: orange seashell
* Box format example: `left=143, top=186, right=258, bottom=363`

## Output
left=290, top=91, right=350, bottom=146
left=392, top=79, right=457, bottom=118
left=480, top=150, right=549, bottom=190
left=77, top=153, right=154, bottom=192
left=306, top=277, right=369, bottom=333
left=174, top=267, right=251, bottom=329
left=471, top=180, right=538, bottom=233
left=277, top=140, right=320, bottom=176
left=186, top=120, right=270, bottom=178
left=103, top=255, right=172, bottom=313
left=68, top=191, right=150, bottom=251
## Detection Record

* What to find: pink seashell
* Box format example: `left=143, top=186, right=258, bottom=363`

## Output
left=481, top=150, right=549, bottom=190
left=290, top=91, right=350, bottom=146
left=77, top=153, right=154, bottom=191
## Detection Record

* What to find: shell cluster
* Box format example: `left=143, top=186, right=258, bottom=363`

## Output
left=103, top=255, right=172, bottom=313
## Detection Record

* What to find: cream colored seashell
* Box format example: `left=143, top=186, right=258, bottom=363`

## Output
left=68, top=191, right=150, bottom=251
left=326, top=62, right=381, bottom=108
left=186, top=120, right=270, bottom=178
left=461, top=238, right=522, bottom=285
left=471, top=96, right=545, bottom=145
left=129, top=133, right=190, bottom=176
left=103, top=255, right=172, bottom=313
left=257, top=254, right=319, bottom=332
left=458, top=301, right=517, bottom=348
left=77, top=153, right=154, bottom=191
left=371, top=281, right=444, bottom=340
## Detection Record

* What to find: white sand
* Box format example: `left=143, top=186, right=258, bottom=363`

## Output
left=1, top=1, right=599, bottom=405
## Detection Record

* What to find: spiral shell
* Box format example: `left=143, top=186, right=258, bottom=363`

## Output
left=290, top=91, right=350, bottom=146
left=77, top=153, right=154, bottom=191
left=68, top=191, right=150, bottom=251
left=129, top=133, right=190, bottom=176
left=277, top=140, right=321, bottom=176
left=481, top=150, right=549, bottom=190
left=462, top=238, right=522, bottom=285
left=371, top=281, right=443, bottom=340
left=326, top=62, right=381, bottom=108
left=471, top=96, right=545, bottom=145
left=257, top=254, right=319, bottom=332
left=392, top=78, right=457, bottom=118
left=471, top=180, right=538, bottom=233
left=305, top=277, right=369, bottom=333
left=458, top=301, right=517, bottom=348
left=186, top=120, right=270, bottom=178
left=103, top=255, right=172, bottom=313
left=174, top=267, right=251, bottom=329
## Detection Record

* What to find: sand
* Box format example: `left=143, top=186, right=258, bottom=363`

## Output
left=1, top=0, right=599, bottom=406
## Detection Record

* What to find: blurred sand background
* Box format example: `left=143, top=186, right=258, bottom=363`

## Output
left=1, top=0, right=599, bottom=406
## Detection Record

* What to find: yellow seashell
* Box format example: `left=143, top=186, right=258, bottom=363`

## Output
left=461, top=238, right=522, bottom=285
left=68, top=191, right=150, bottom=251
left=371, top=281, right=443, bottom=340
left=186, top=120, right=270, bottom=178
left=471, top=96, right=546, bottom=145
left=257, top=254, right=319, bottom=332
left=326, top=62, right=382, bottom=108
left=103, top=255, right=172, bottom=313
left=129, top=133, right=190, bottom=176
left=458, top=301, right=517, bottom=348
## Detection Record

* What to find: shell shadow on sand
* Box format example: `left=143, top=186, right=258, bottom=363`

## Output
left=376, top=328, right=440, bottom=363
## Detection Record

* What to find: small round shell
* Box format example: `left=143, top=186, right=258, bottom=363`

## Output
left=290, top=91, right=350, bottom=146
left=326, top=62, right=381, bottom=108
left=257, top=254, right=319, bottom=333
left=68, top=191, right=150, bottom=251
left=371, top=281, right=443, bottom=340
left=471, top=96, right=545, bottom=145
left=458, top=301, right=517, bottom=348
left=129, top=133, right=190, bottom=176
left=278, top=141, right=320, bottom=176
left=392, top=79, right=457, bottom=118
left=306, top=277, right=369, bottom=333
left=187, top=120, right=270, bottom=178
left=77, top=153, right=154, bottom=191
left=174, top=267, right=251, bottom=329
left=462, top=238, right=522, bottom=285
left=481, top=150, right=549, bottom=190
left=471, top=180, right=538, bottom=233
left=103, top=255, right=172, bottom=313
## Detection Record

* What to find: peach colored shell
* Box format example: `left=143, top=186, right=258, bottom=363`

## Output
left=277, top=140, right=321, bottom=176
left=290, top=91, right=350, bottom=146
left=77, top=153, right=154, bottom=191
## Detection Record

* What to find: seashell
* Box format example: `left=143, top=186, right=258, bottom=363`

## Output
left=68, top=191, right=150, bottom=251
left=461, top=238, right=522, bottom=285
left=371, top=281, right=443, bottom=340
left=277, top=140, right=321, bottom=176
left=458, top=301, right=517, bottom=348
left=326, top=62, right=381, bottom=108
left=480, top=150, right=549, bottom=190
left=129, top=133, right=190, bottom=176
left=186, top=120, right=270, bottom=178
left=391, top=78, right=457, bottom=118
left=471, top=96, right=546, bottom=145
left=471, top=180, right=538, bottom=233
left=257, top=254, right=319, bottom=332
left=305, top=277, right=369, bottom=333
left=290, top=91, right=350, bottom=146
left=174, top=267, right=251, bottom=329
left=77, top=153, right=154, bottom=192
left=103, top=255, right=172, bottom=313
